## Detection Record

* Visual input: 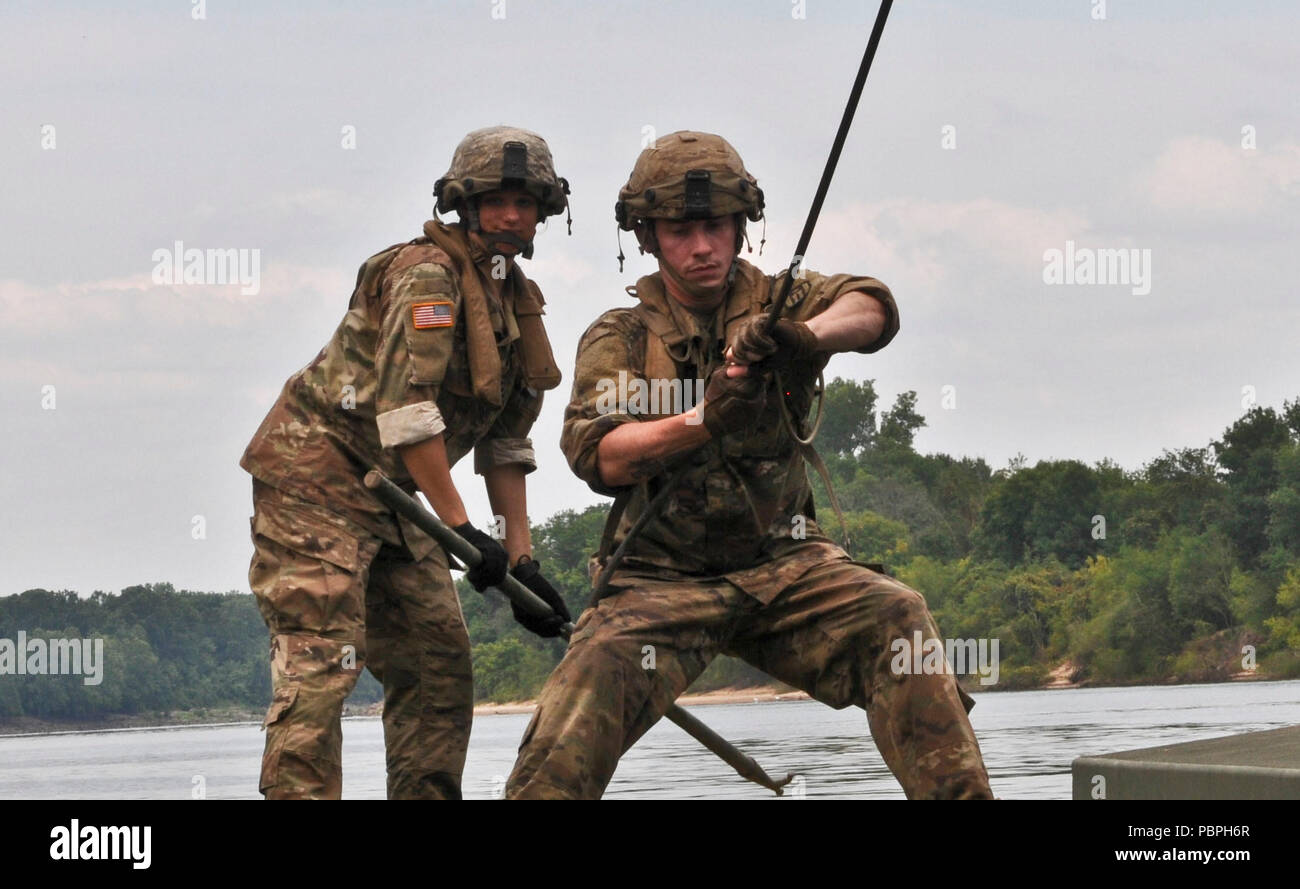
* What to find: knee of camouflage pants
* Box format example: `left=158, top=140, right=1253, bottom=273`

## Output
left=261, top=632, right=365, bottom=799
left=505, top=642, right=657, bottom=800
left=248, top=493, right=377, bottom=800
left=372, top=641, right=472, bottom=800
left=861, top=582, right=992, bottom=800
left=365, top=546, right=473, bottom=801
left=726, top=557, right=993, bottom=800
left=506, top=590, right=716, bottom=800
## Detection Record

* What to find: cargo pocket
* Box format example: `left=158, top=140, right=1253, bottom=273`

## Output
left=262, top=684, right=299, bottom=730
left=252, top=505, right=361, bottom=573
left=250, top=504, right=370, bottom=636
left=259, top=685, right=300, bottom=793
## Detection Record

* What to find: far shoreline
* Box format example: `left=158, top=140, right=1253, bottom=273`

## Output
left=0, top=671, right=1283, bottom=737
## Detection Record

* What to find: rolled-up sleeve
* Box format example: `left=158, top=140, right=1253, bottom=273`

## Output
left=374, top=254, right=460, bottom=449
left=377, top=402, right=447, bottom=449
left=559, top=311, right=644, bottom=497
left=473, top=380, right=543, bottom=474
left=790, top=272, right=900, bottom=354
left=474, top=437, right=537, bottom=474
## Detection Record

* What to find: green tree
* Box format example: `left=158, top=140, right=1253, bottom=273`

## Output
left=1263, top=564, right=1300, bottom=657
left=974, top=461, right=1103, bottom=568
left=817, top=377, right=878, bottom=456
left=1167, top=530, right=1236, bottom=632
left=472, top=637, right=555, bottom=702
left=1213, top=406, right=1293, bottom=565
left=1266, top=444, right=1300, bottom=557
left=878, top=390, right=925, bottom=453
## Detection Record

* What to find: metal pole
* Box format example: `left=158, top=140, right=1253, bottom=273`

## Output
left=764, top=0, right=895, bottom=330
left=364, top=470, right=796, bottom=795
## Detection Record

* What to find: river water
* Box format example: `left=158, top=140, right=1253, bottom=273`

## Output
left=2, top=680, right=1297, bottom=799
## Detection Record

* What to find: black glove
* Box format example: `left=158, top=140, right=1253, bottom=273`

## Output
left=510, top=556, right=572, bottom=638
left=452, top=521, right=509, bottom=593
left=701, top=365, right=767, bottom=438
left=728, top=317, right=819, bottom=370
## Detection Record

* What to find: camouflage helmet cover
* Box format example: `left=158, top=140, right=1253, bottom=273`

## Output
left=435, top=126, right=570, bottom=220
left=615, top=131, right=764, bottom=230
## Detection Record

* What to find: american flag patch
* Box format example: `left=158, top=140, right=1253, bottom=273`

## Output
left=412, top=301, right=453, bottom=330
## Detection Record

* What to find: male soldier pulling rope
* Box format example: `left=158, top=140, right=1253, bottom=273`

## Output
left=505, top=132, right=993, bottom=799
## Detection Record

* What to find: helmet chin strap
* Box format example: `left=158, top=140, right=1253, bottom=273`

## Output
left=479, top=228, right=534, bottom=259
left=462, top=196, right=536, bottom=259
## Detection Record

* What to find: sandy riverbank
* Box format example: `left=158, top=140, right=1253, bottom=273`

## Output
left=472, top=685, right=812, bottom=716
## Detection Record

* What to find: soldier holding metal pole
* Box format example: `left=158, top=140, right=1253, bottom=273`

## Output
left=239, top=126, right=573, bottom=799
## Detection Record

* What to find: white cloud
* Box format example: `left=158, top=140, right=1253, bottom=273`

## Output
left=0, top=264, right=352, bottom=332
left=2, top=356, right=201, bottom=397
left=1138, top=136, right=1300, bottom=217
left=252, top=187, right=364, bottom=221
left=523, top=250, right=597, bottom=289
left=764, top=197, right=1089, bottom=291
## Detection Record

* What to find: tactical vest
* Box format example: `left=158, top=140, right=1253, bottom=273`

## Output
left=629, top=262, right=774, bottom=407
left=592, top=265, right=851, bottom=588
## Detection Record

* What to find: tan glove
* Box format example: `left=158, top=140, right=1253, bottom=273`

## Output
left=701, top=365, right=767, bottom=438
left=728, top=318, right=819, bottom=370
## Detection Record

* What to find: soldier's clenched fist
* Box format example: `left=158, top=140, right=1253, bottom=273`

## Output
left=701, top=365, right=766, bottom=438
left=727, top=317, right=819, bottom=369
left=454, top=522, right=510, bottom=592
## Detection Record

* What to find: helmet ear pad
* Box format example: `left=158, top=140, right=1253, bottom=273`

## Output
left=453, top=197, right=478, bottom=232
left=632, top=220, right=658, bottom=256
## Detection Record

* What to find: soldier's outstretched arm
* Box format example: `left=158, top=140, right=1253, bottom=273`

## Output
left=727, top=290, right=890, bottom=367
left=595, top=408, right=712, bottom=487
left=398, top=434, right=469, bottom=527
left=803, top=290, right=889, bottom=353
left=595, top=360, right=772, bottom=486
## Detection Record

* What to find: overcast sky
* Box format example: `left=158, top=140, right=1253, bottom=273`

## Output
left=2, top=0, right=1297, bottom=597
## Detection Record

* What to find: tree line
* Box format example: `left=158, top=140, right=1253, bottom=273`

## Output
left=2, top=381, right=1298, bottom=721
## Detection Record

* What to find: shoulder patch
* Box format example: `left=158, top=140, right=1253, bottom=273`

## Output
left=412, top=300, right=454, bottom=329
left=773, top=269, right=813, bottom=310
left=787, top=276, right=813, bottom=309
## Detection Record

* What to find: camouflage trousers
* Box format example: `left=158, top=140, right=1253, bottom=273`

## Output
left=248, top=481, right=472, bottom=799
left=506, top=550, right=992, bottom=799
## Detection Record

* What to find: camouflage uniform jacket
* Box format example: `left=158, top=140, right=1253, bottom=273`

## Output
left=561, top=258, right=899, bottom=601
left=241, top=223, right=559, bottom=560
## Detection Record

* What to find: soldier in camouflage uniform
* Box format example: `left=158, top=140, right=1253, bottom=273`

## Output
left=506, top=131, right=992, bottom=799
left=241, top=127, right=573, bottom=799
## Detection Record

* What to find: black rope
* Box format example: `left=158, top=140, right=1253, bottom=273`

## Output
left=591, top=464, right=689, bottom=599
left=764, top=0, right=894, bottom=331
left=594, top=0, right=895, bottom=595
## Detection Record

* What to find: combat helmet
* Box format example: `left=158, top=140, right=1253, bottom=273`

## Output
left=615, top=131, right=764, bottom=262
left=434, top=126, right=571, bottom=257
